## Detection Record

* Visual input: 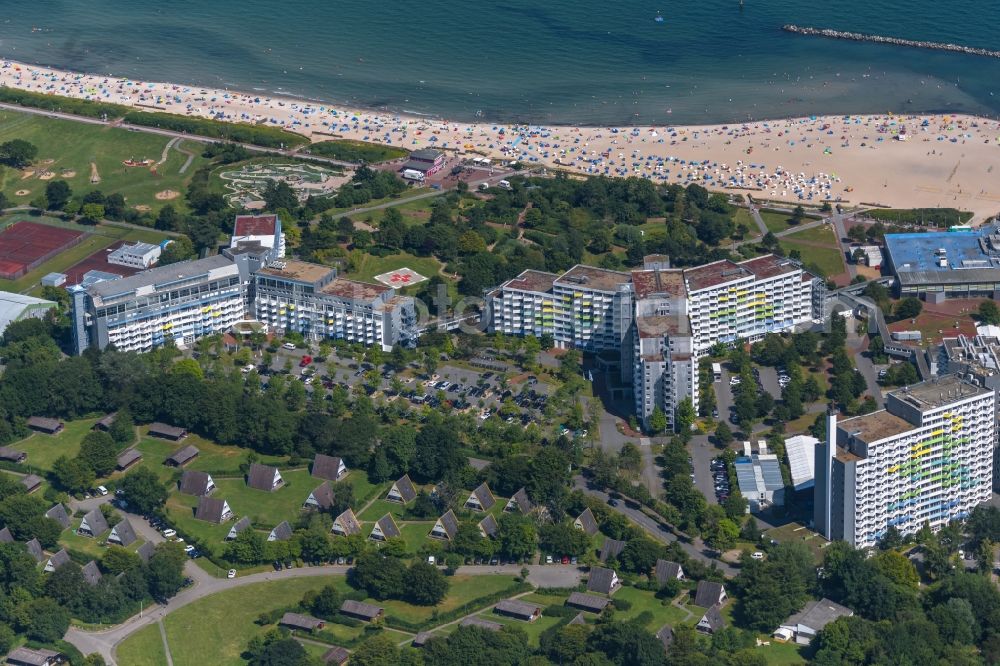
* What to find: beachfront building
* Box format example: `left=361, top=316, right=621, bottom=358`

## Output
left=489, top=255, right=817, bottom=431
left=69, top=255, right=245, bottom=354
left=630, top=263, right=696, bottom=431
left=401, top=149, right=446, bottom=176
left=814, top=375, right=995, bottom=549
left=253, top=259, right=416, bottom=351
left=107, top=242, right=162, bottom=269
left=884, top=225, right=1000, bottom=302
left=230, top=214, right=286, bottom=258
left=489, top=270, right=560, bottom=341
left=939, top=326, right=1000, bottom=485
left=683, top=255, right=817, bottom=354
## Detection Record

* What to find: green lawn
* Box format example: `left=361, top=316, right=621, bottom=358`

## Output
left=755, top=639, right=809, bottom=664
left=778, top=225, right=846, bottom=279
left=12, top=416, right=99, bottom=473
left=160, top=577, right=339, bottom=666
left=211, top=469, right=315, bottom=527
left=60, top=524, right=111, bottom=559
left=0, top=109, right=209, bottom=213
left=611, top=586, right=690, bottom=632
left=760, top=210, right=795, bottom=234
left=345, top=250, right=447, bottom=287
left=306, top=139, right=408, bottom=164
left=116, top=623, right=169, bottom=666
left=782, top=224, right=837, bottom=245
left=378, top=574, right=519, bottom=623
left=358, top=498, right=414, bottom=522
left=348, top=470, right=389, bottom=506
left=395, top=522, right=435, bottom=555
left=364, top=196, right=439, bottom=227
left=478, top=608, right=563, bottom=645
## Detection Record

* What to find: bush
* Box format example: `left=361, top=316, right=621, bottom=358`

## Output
left=122, top=111, right=307, bottom=148
left=612, top=598, right=632, bottom=611
left=542, top=604, right=579, bottom=618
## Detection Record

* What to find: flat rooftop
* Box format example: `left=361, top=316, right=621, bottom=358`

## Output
left=888, top=374, right=991, bottom=409
left=838, top=409, right=913, bottom=443
left=885, top=227, right=1000, bottom=276
left=233, top=214, right=278, bottom=237
left=502, top=269, right=558, bottom=294
left=256, top=260, right=336, bottom=284
left=683, top=260, right=751, bottom=292
left=631, top=269, right=685, bottom=299
left=636, top=314, right=689, bottom=338
left=738, top=254, right=801, bottom=280
left=555, top=265, right=630, bottom=292
left=87, top=255, right=235, bottom=299
left=321, top=278, right=390, bottom=301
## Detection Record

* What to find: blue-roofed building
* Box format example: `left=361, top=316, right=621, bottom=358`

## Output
left=734, top=453, right=785, bottom=511
left=884, top=225, right=1000, bottom=302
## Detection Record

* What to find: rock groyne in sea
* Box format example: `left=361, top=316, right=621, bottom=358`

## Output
left=782, top=25, right=1000, bottom=59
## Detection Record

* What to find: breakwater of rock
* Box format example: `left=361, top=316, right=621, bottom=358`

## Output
left=783, top=25, right=1000, bottom=59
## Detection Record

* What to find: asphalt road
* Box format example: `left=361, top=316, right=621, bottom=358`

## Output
left=573, top=477, right=736, bottom=577
left=758, top=366, right=782, bottom=401
left=689, top=434, right=722, bottom=507
left=715, top=369, right=735, bottom=426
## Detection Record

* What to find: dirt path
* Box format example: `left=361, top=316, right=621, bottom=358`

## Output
left=157, top=620, right=174, bottom=666
left=89, top=162, right=100, bottom=184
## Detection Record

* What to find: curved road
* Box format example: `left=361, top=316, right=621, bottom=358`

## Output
left=66, top=556, right=579, bottom=665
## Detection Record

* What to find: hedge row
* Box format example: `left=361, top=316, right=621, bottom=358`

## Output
left=383, top=581, right=533, bottom=632
left=121, top=111, right=307, bottom=149
left=0, top=87, right=307, bottom=149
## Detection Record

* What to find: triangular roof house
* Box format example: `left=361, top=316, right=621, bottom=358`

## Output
left=78, top=509, right=109, bottom=538
left=369, top=513, right=400, bottom=541
left=429, top=509, right=459, bottom=540
left=332, top=508, right=361, bottom=537
left=311, top=454, right=347, bottom=481
left=247, top=463, right=284, bottom=492
left=108, top=519, right=137, bottom=547
left=386, top=474, right=417, bottom=503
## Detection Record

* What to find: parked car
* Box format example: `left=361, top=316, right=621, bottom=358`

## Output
left=282, top=342, right=296, bottom=350
left=228, top=569, right=237, bottom=578
left=545, top=555, right=553, bottom=564
left=161, top=529, right=177, bottom=538
left=97, top=486, right=108, bottom=496
left=751, top=551, right=764, bottom=560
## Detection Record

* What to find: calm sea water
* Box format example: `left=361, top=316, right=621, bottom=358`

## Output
left=1, top=0, right=999, bottom=125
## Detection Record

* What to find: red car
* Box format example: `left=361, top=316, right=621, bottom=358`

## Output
left=299, top=355, right=313, bottom=367
left=561, top=556, right=570, bottom=565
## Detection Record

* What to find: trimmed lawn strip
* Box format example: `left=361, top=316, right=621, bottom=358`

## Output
left=612, top=586, right=690, bottom=632
left=162, top=577, right=338, bottom=666
left=476, top=609, right=563, bottom=645
left=116, top=623, right=169, bottom=666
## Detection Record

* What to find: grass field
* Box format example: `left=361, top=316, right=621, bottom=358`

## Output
left=306, top=139, right=408, bottom=164
left=396, top=522, right=435, bottom=554
left=477, top=608, right=563, bottom=645
left=765, top=522, right=829, bottom=564
left=756, top=640, right=809, bottom=664
left=380, top=574, right=519, bottom=623
left=0, top=109, right=209, bottom=212
left=12, top=417, right=99, bottom=473
left=760, top=210, right=795, bottom=234
left=116, top=623, right=169, bottom=666
left=346, top=250, right=447, bottom=286
left=778, top=225, right=846, bottom=279
left=160, top=577, right=338, bottom=666
left=363, top=196, right=438, bottom=227
left=211, top=468, right=314, bottom=526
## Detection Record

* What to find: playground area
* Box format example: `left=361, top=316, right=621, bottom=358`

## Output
left=217, top=161, right=348, bottom=207
left=0, top=220, right=84, bottom=279
left=373, top=266, right=429, bottom=288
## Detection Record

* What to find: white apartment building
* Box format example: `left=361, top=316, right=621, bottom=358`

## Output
left=69, top=255, right=245, bottom=354
left=683, top=255, right=816, bottom=354
left=253, top=260, right=416, bottom=351
left=490, top=270, right=560, bottom=340
left=107, top=242, right=162, bottom=269
left=551, top=265, right=634, bottom=352
left=815, top=375, right=995, bottom=549
left=631, top=265, right=696, bottom=430
left=489, top=254, right=818, bottom=431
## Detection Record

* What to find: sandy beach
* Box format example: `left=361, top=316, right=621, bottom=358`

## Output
left=3, top=58, right=1000, bottom=221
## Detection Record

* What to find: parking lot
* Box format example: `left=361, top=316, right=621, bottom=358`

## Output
left=231, top=343, right=559, bottom=432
